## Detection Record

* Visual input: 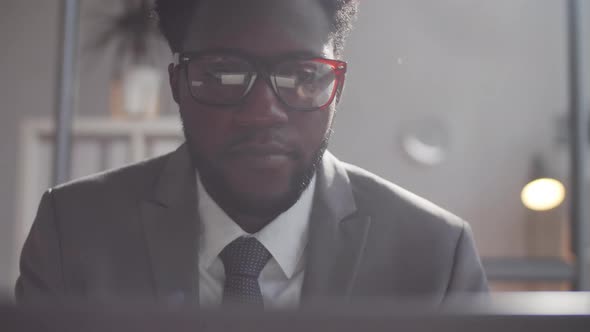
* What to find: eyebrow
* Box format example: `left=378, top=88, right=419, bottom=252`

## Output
left=281, top=50, right=324, bottom=58
left=182, top=48, right=325, bottom=59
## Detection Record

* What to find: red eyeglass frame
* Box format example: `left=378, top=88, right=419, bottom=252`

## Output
left=174, top=50, right=348, bottom=112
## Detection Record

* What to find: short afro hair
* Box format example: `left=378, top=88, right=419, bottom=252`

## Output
left=152, top=0, right=359, bottom=57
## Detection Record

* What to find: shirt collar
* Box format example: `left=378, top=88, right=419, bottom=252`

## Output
left=197, top=175, right=246, bottom=271
left=197, top=174, right=316, bottom=279
left=256, top=176, right=315, bottom=278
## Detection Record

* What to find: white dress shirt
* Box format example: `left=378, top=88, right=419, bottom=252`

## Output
left=197, top=174, right=316, bottom=309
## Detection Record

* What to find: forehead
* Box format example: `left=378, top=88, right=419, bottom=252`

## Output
left=182, top=0, right=334, bottom=57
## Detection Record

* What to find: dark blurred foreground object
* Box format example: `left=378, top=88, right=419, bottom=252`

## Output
left=2, top=293, right=590, bottom=332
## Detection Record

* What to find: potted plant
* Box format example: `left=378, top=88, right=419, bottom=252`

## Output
left=89, top=0, right=163, bottom=119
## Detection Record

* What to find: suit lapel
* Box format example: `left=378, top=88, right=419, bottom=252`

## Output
left=301, top=152, right=372, bottom=302
left=140, top=144, right=199, bottom=305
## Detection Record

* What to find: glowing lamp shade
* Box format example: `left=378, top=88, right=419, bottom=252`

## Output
left=521, top=178, right=566, bottom=211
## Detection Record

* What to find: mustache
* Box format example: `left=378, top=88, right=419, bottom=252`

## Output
left=222, top=129, right=300, bottom=156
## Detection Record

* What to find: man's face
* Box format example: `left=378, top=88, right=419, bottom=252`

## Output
left=169, top=0, right=339, bottom=218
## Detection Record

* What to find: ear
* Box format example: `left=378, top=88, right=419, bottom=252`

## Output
left=168, top=63, right=181, bottom=104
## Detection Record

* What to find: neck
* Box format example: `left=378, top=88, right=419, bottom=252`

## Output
left=202, top=184, right=303, bottom=234
left=199, top=178, right=296, bottom=234
left=225, top=212, right=276, bottom=234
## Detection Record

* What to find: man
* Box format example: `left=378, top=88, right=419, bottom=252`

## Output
left=16, top=0, right=488, bottom=308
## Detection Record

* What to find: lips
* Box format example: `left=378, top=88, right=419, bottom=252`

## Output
left=229, top=142, right=291, bottom=156
left=226, top=142, right=294, bottom=169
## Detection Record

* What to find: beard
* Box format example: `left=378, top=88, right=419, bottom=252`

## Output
left=181, top=120, right=332, bottom=220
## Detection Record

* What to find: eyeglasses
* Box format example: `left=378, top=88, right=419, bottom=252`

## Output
left=174, top=51, right=347, bottom=111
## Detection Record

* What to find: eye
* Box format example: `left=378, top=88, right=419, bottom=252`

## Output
left=206, top=71, right=251, bottom=86
left=294, top=67, right=317, bottom=83
left=274, top=63, right=319, bottom=89
left=199, top=58, right=253, bottom=86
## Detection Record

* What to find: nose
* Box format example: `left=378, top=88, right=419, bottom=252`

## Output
left=232, top=76, right=289, bottom=128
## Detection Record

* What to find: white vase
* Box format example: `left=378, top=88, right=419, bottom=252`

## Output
left=121, top=64, right=161, bottom=118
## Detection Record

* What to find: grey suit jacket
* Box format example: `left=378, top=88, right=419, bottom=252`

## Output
left=16, top=144, right=488, bottom=305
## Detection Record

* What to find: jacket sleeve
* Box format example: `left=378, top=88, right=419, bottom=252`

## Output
left=445, top=222, right=489, bottom=294
left=15, top=189, right=65, bottom=303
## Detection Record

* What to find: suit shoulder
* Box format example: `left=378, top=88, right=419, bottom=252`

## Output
left=342, top=162, right=466, bottom=233
left=49, top=151, right=171, bottom=201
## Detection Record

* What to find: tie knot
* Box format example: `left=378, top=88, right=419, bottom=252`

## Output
left=220, top=237, right=271, bottom=278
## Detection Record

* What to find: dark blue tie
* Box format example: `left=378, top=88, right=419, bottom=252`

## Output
left=220, top=237, right=271, bottom=307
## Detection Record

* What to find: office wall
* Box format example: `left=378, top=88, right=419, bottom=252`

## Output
left=0, top=0, right=587, bottom=293
left=332, top=0, right=569, bottom=257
